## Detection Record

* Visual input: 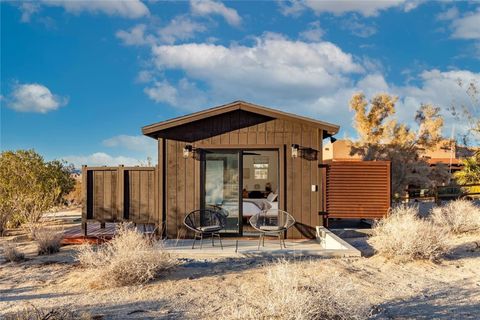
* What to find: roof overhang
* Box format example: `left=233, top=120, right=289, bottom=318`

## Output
left=142, top=100, right=340, bottom=142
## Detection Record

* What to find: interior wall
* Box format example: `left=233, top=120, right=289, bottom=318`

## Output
left=242, top=150, right=278, bottom=193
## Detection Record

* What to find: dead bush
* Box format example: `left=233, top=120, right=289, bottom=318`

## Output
left=77, top=223, right=176, bottom=288
left=431, top=200, right=480, bottom=234
left=33, top=226, right=63, bottom=255
left=225, top=260, right=372, bottom=320
left=2, top=242, right=25, bottom=262
left=369, top=206, right=449, bottom=261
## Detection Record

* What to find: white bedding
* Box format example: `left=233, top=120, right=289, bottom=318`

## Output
left=220, top=200, right=278, bottom=217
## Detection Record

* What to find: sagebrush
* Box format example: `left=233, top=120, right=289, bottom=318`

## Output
left=32, top=226, right=63, bottom=255
left=369, top=206, right=449, bottom=261
left=77, top=223, right=176, bottom=288
left=2, top=242, right=25, bottom=262
left=224, top=260, right=372, bottom=320
left=431, top=200, right=480, bottom=234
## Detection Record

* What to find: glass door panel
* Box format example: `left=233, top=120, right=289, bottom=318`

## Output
left=202, top=151, right=241, bottom=234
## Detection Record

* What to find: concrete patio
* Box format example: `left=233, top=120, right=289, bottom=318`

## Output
left=159, top=227, right=361, bottom=258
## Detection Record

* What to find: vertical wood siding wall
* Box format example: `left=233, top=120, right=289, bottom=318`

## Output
left=163, top=119, right=324, bottom=239
left=324, top=161, right=391, bottom=219
left=82, top=166, right=158, bottom=224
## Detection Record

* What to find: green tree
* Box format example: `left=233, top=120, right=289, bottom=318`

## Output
left=454, top=155, right=480, bottom=185
left=0, top=150, right=75, bottom=235
left=349, top=93, right=450, bottom=198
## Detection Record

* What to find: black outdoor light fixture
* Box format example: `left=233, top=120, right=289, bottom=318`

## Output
left=330, top=136, right=337, bottom=143
left=183, top=144, right=195, bottom=159
left=291, top=144, right=300, bottom=158
left=291, top=144, right=318, bottom=160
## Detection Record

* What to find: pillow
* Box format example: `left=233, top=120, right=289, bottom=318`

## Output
left=267, top=192, right=278, bottom=202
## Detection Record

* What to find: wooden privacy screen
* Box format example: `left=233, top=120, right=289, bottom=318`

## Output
left=82, top=166, right=157, bottom=224
left=324, top=161, right=391, bottom=219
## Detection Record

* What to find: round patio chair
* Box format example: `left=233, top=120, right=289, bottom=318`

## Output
left=183, top=209, right=224, bottom=249
left=249, top=209, right=296, bottom=250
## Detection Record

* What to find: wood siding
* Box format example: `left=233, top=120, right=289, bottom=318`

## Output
left=82, top=166, right=157, bottom=224
left=324, top=161, right=391, bottom=219
left=164, top=118, right=323, bottom=239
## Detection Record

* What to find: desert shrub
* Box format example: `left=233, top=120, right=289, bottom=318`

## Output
left=369, top=206, right=449, bottom=261
left=4, top=305, right=94, bottom=320
left=226, top=260, right=372, bottom=320
left=0, top=150, right=75, bottom=232
left=77, top=223, right=176, bottom=288
left=431, top=200, right=480, bottom=234
left=33, top=226, right=63, bottom=255
left=2, top=242, right=25, bottom=262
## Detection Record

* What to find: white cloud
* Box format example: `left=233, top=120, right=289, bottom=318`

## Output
left=451, top=8, right=480, bottom=40
left=62, top=152, right=146, bottom=167
left=102, top=135, right=156, bottom=154
left=151, top=33, right=363, bottom=104
left=144, top=80, right=179, bottom=105
left=342, top=18, right=377, bottom=38
left=144, top=78, right=208, bottom=109
left=299, top=21, right=324, bottom=42
left=279, top=0, right=417, bottom=17
left=190, top=0, right=241, bottom=26
left=19, top=2, right=40, bottom=22
left=158, top=16, right=207, bottom=44
left=436, top=7, right=459, bottom=21
left=7, top=83, right=68, bottom=113
left=116, top=24, right=154, bottom=46
left=19, top=0, right=149, bottom=20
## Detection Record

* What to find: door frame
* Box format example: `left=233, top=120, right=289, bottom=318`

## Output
left=198, top=144, right=285, bottom=237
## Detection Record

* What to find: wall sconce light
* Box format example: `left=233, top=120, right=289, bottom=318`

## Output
left=291, top=144, right=299, bottom=158
left=183, top=145, right=194, bottom=159
left=330, top=136, right=337, bottom=143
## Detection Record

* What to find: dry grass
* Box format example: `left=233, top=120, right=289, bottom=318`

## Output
left=2, top=242, right=25, bottom=262
left=77, top=223, right=177, bottom=288
left=369, top=206, right=449, bottom=261
left=4, top=305, right=95, bottom=320
left=431, top=200, right=480, bottom=234
left=32, top=226, right=63, bottom=255
left=225, top=260, right=372, bottom=320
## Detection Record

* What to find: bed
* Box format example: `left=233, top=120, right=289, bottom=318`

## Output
left=219, top=198, right=278, bottom=218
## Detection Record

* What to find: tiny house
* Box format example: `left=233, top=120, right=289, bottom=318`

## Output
left=141, top=101, right=339, bottom=239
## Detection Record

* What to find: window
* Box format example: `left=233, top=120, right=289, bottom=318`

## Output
left=253, top=157, right=269, bottom=179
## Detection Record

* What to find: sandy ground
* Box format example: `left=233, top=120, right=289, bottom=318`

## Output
left=1, top=209, right=479, bottom=319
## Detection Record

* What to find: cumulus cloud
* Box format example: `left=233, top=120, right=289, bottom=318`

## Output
left=299, top=21, right=324, bottom=42
left=6, top=83, right=68, bottom=113
left=158, top=16, right=207, bottom=44
left=190, top=0, right=241, bottom=26
left=62, top=152, right=146, bottom=168
left=151, top=33, right=363, bottom=104
left=451, top=8, right=480, bottom=40
left=19, top=2, right=40, bottom=22
left=116, top=24, right=153, bottom=46
left=19, top=0, right=149, bottom=20
left=342, top=18, right=377, bottom=38
left=102, top=134, right=156, bottom=154
left=144, top=78, right=208, bottom=110
left=436, top=7, right=459, bottom=21
left=279, top=0, right=418, bottom=17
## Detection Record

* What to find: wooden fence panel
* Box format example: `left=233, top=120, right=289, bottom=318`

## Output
left=325, top=161, right=391, bottom=219
left=83, top=166, right=156, bottom=224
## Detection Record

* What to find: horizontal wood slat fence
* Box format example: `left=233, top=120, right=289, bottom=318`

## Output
left=82, top=166, right=158, bottom=227
left=323, top=161, right=391, bottom=220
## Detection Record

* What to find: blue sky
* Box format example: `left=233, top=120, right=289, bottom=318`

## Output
left=1, top=0, right=479, bottom=167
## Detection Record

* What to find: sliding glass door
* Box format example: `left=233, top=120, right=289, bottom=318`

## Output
left=202, top=151, right=242, bottom=234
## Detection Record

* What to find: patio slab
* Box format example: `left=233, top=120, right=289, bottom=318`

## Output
left=160, top=227, right=361, bottom=258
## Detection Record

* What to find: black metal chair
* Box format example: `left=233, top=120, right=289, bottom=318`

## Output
left=249, top=209, right=296, bottom=250
left=184, top=209, right=224, bottom=249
